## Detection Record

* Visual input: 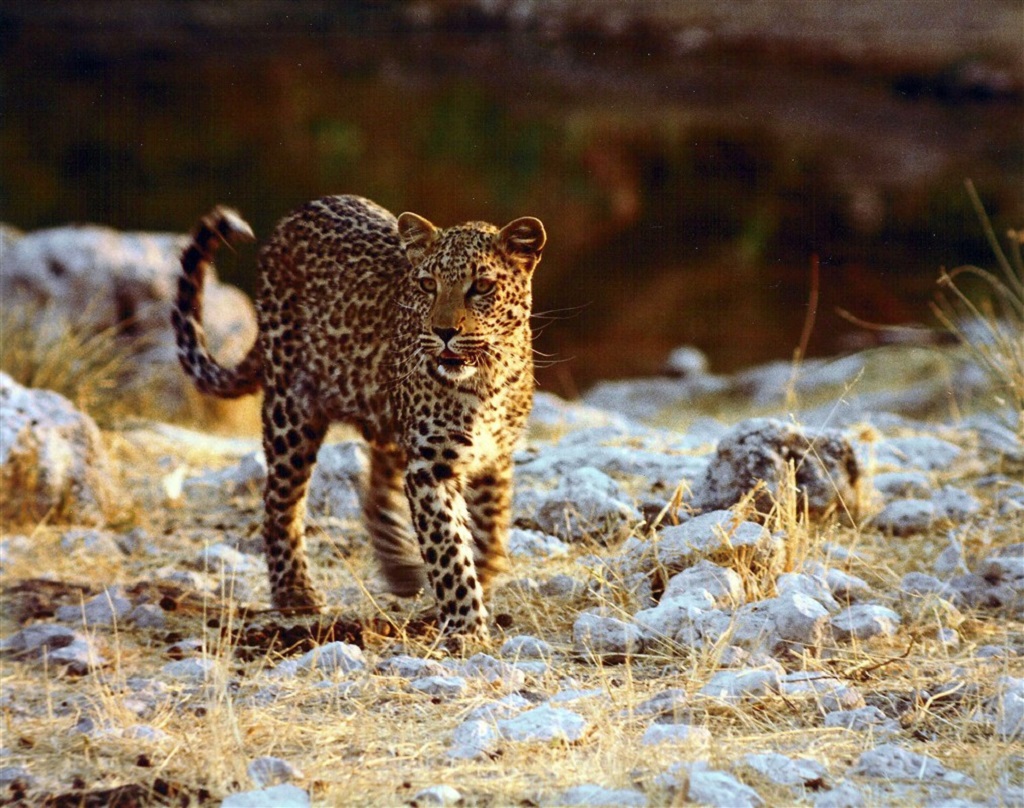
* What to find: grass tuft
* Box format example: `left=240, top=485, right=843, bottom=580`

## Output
left=932, top=180, right=1024, bottom=434
left=0, top=304, right=143, bottom=425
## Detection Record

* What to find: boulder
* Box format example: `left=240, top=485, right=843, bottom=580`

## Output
left=0, top=373, right=114, bottom=525
left=0, top=223, right=257, bottom=419
left=691, top=418, right=861, bottom=520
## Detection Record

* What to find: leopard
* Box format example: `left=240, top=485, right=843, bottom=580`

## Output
left=171, top=195, right=545, bottom=638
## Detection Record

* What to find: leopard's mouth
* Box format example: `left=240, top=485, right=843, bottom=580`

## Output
left=438, top=348, right=468, bottom=368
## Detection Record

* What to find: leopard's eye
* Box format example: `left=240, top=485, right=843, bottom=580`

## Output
left=469, top=278, right=495, bottom=297
left=418, top=276, right=437, bottom=293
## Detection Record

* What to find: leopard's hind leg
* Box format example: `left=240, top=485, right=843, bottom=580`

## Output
left=464, top=457, right=512, bottom=595
left=364, top=444, right=426, bottom=597
left=260, top=389, right=327, bottom=610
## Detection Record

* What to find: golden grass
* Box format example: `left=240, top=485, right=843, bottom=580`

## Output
left=0, top=304, right=146, bottom=426
left=2, top=349, right=1023, bottom=804
left=0, top=303, right=262, bottom=434
left=933, top=180, right=1024, bottom=436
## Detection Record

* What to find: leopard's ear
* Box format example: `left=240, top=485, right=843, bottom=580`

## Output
left=397, top=212, right=438, bottom=263
left=499, top=217, right=546, bottom=267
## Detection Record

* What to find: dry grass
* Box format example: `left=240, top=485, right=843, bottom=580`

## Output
left=0, top=305, right=142, bottom=425
left=933, top=180, right=1024, bottom=436
left=0, top=304, right=262, bottom=434
left=2, top=347, right=1023, bottom=804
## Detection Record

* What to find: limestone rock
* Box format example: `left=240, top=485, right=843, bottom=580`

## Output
left=558, top=784, right=648, bottom=806
left=0, top=373, right=114, bottom=525
left=850, top=743, right=974, bottom=786
left=573, top=612, right=644, bottom=658
left=691, top=418, right=860, bottom=520
left=497, top=705, right=588, bottom=743
left=830, top=604, right=902, bottom=642
left=0, top=223, right=257, bottom=418
left=306, top=441, right=368, bottom=519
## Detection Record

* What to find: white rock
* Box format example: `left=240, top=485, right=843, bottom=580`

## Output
left=462, top=653, right=526, bottom=688
left=706, top=601, right=780, bottom=654
left=934, top=535, right=969, bottom=578
left=583, top=375, right=723, bottom=422
left=507, top=528, right=569, bottom=559
left=900, top=572, right=950, bottom=597
left=247, top=756, right=303, bottom=788
left=640, top=510, right=778, bottom=574
left=780, top=672, right=864, bottom=711
left=665, top=345, right=710, bottom=378
left=986, top=677, right=1024, bottom=740
left=550, top=687, right=607, bottom=705
left=691, top=418, right=860, bottom=519
left=0, top=224, right=257, bottom=419
left=558, top=784, right=648, bottom=806
left=197, top=543, right=260, bottom=574
left=872, top=499, right=936, bottom=535
left=663, top=560, right=743, bottom=608
left=771, top=592, right=831, bottom=647
left=500, top=635, right=555, bottom=660
left=466, top=693, right=532, bottom=722
left=59, top=528, right=122, bottom=556
left=573, top=612, right=643, bottom=658
left=947, top=572, right=1018, bottom=611
left=0, top=373, right=113, bottom=525
left=119, top=724, right=170, bottom=743
left=850, top=743, right=974, bottom=785
left=635, top=688, right=690, bottom=717
left=641, top=722, right=711, bottom=746
left=634, top=601, right=710, bottom=647
left=874, top=436, right=961, bottom=471
left=129, top=604, right=167, bottom=630
left=777, top=572, right=841, bottom=613
left=978, top=553, right=1024, bottom=591
left=533, top=467, right=639, bottom=543
left=188, top=451, right=267, bottom=494
left=306, top=441, right=368, bottom=518
left=528, top=390, right=638, bottom=434
left=412, top=785, right=462, bottom=806
left=0, top=766, right=33, bottom=789
left=410, top=676, right=467, bottom=698
left=55, top=588, right=133, bottom=626
left=823, top=706, right=899, bottom=734
left=375, top=655, right=447, bottom=679
left=699, top=668, right=782, bottom=701
left=687, top=768, right=765, bottom=807
left=497, top=705, right=588, bottom=743
left=538, top=574, right=586, bottom=599
left=286, top=642, right=366, bottom=677
left=931, top=486, right=981, bottom=522
left=872, top=471, right=931, bottom=498
left=800, top=563, right=871, bottom=602
left=221, top=784, right=310, bottom=808
left=0, top=624, right=105, bottom=674
left=813, top=782, right=865, bottom=808
left=831, top=604, right=902, bottom=642
left=447, top=719, right=500, bottom=760
left=162, top=658, right=217, bottom=681
left=740, top=752, right=828, bottom=787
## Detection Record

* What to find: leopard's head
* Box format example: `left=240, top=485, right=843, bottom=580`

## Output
left=398, top=212, right=545, bottom=383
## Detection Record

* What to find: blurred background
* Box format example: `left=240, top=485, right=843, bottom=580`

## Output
left=1, top=0, right=1021, bottom=397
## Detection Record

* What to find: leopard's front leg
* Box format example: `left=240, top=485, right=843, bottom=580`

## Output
left=404, top=454, right=488, bottom=638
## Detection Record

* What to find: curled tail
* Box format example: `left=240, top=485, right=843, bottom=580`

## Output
left=172, top=207, right=262, bottom=398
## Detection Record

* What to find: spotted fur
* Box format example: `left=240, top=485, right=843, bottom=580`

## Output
left=172, top=195, right=545, bottom=637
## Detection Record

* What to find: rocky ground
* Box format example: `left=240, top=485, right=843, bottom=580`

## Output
left=1, top=342, right=1022, bottom=807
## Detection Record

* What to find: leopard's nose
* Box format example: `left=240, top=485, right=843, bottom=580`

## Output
left=433, top=327, right=461, bottom=344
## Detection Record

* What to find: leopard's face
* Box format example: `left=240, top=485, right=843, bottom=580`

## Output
left=398, top=214, right=546, bottom=383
